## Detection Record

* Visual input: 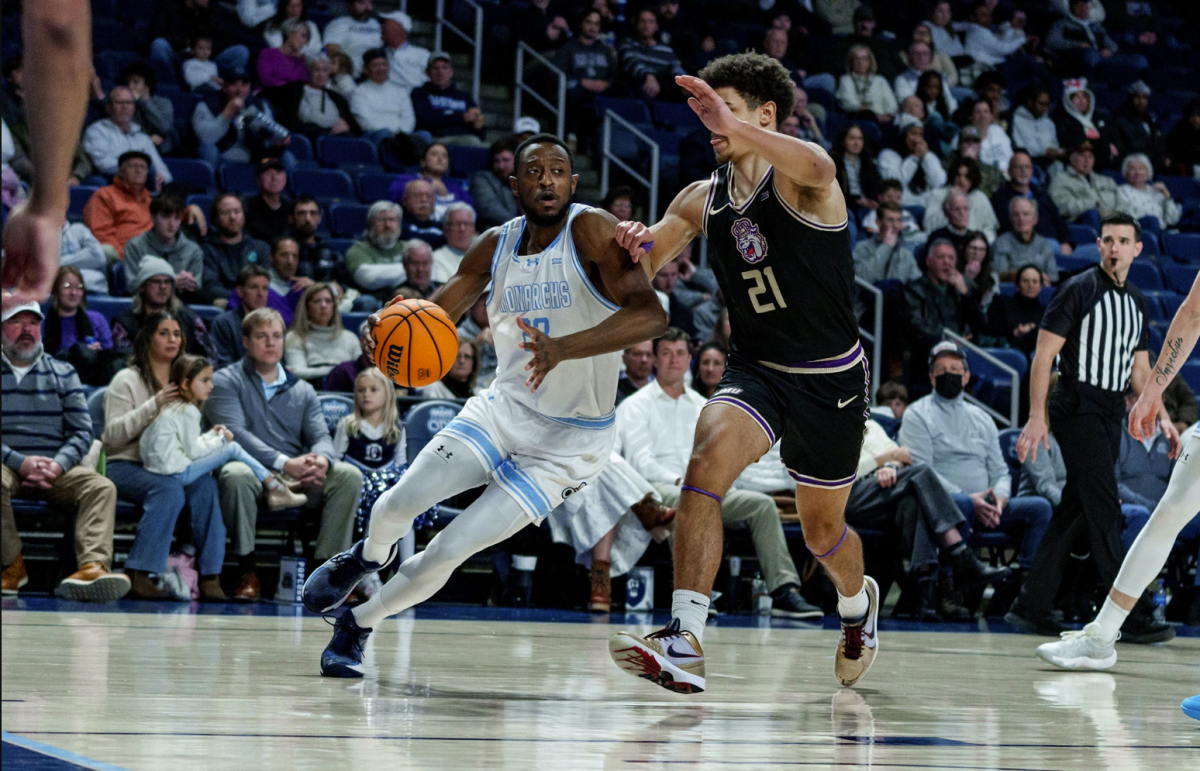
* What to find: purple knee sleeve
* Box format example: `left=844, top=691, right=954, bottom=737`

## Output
left=680, top=484, right=722, bottom=505
left=809, top=525, right=849, bottom=559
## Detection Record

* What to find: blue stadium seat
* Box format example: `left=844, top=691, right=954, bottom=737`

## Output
left=1100, top=169, right=1126, bottom=185
left=97, top=50, right=140, bottom=83
left=1068, top=223, right=1099, bottom=246
left=317, top=393, right=355, bottom=434
left=1141, top=293, right=1166, bottom=322
left=1164, top=233, right=1200, bottom=263
left=88, top=296, right=133, bottom=322
left=110, top=261, right=129, bottom=297
left=643, top=129, right=682, bottom=158
left=872, top=412, right=899, bottom=439
left=1148, top=323, right=1165, bottom=354
left=186, top=194, right=214, bottom=217
left=1160, top=292, right=1185, bottom=318
left=1180, top=361, right=1200, bottom=394
left=1126, top=261, right=1164, bottom=291
left=329, top=203, right=370, bottom=238
left=165, top=91, right=200, bottom=133
left=164, top=158, right=217, bottom=192
left=189, top=304, right=221, bottom=323
left=93, top=18, right=142, bottom=52
left=1038, top=286, right=1057, bottom=306
left=293, top=168, right=356, bottom=201
left=997, top=282, right=1017, bottom=297
left=289, top=134, right=316, bottom=166
left=997, top=427, right=1022, bottom=479
left=447, top=145, right=490, bottom=177
left=317, top=136, right=379, bottom=167
left=327, top=238, right=355, bottom=256
left=341, top=312, right=370, bottom=335
left=903, top=205, right=925, bottom=225
left=87, top=388, right=108, bottom=442
left=595, top=96, right=653, bottom=125
left=404, top=400, right=463, bottom=461
left=1160, top=176, right=1200, bottom=202
left=653, top=101, right=702, bottom=133
left=1164, top=264, right=1199, bottom=294
left=220, top=163, right=259, bottom=196
left=358, top=172, right=399, bottom=203
left=68, top=186, right=98, bottom=219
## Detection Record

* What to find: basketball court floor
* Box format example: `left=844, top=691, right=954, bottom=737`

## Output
left=2, top=598, right=1197, bottom=770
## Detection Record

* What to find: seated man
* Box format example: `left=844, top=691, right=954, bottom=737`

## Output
left=323, top=0, right=383, bottom=78
left=898, top=342, right=1053, bottom=577
left=852, top=202, right=922, bottom=285
left=397, top=240, right=440, bottom=300
left=1049, top=141, right=1118, bottom=227
left=346, top=201, right=407, bottom=305
left=350, top=48, right=416, bottom=145
left=111, top=257, right=213, bottom=360
left=925, top=190, right=973, bottom=253
left=617, top=340, right=655, bottom=404
left=199, top=193, right=271, bottom=306
left=82, top=151, right=154, bottom=261
left=211, top=265, right=271, bottom=369
left=231, top=236, right=309, bottom=328
left=469, top=140, right=519, bottom=230
left=991, top=150, right=1073, bottom=250
left=82, top=86, right=172, bottom=185
left=902, top=239, right=986, bottom=371
left=992, top=198, right=1058, bottom=284
left=847, top=415, right=1008, bottom=621
left=123, top=194, right=205, bottom=304
left=432, top=203, right=476, bottom=283
left=289, top=195, right=357, bottom=310
left=192, top=67, right=294, bottom=170
left=243, top=157, right=292, bottom=245
left=399, top=179, right=445, bottom=249
left=617, top=329, right=819, bottom=617
left=860, top=180, right=925, bottom=245
left=410, top=52, right=485, bottom=147
left=205, top=308, right=363, bottom=601
left=1, top=303, right=129, bottom=602
left=617, top=8, right=686, bottom=102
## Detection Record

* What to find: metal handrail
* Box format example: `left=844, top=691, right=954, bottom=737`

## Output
left=514, top=41, right=567, bottom=139
left=601, top=110, right=660, bottom=224
left=943, top=329, right=1021, bottom=427
left=855, top=278, right=884, bottom=405
left=433, top=0, right=483, bottom=105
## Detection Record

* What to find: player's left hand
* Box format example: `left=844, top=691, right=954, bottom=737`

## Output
left=517, top=316, right=563, bottom=392
left=676, top=75, right=744, bottom=140
left=2, top=203, right=64, bottom=311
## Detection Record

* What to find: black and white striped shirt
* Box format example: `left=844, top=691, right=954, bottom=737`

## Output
left=1042, top=266, right=1149, bottom=393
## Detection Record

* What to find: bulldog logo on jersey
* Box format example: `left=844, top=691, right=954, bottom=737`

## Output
left=732, top=218, right=767, bottom=264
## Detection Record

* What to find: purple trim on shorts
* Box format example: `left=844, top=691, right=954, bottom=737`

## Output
left=788, top=468, right=858, bottom=489
left=808, top=525, right=849, bottom=559
left=780, top=342, right=864, bottom=371
left=705, top=396, right=777, bottom=445
left=680, top=484, right=723, bottom=504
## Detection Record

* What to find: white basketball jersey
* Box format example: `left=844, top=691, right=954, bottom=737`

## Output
left=486, top=203, right=621, bottom=427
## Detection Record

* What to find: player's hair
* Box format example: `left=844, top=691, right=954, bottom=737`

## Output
left=169, top=353, right=213, bottom=407
left=346, top=367, right=402, bottom=445
left=653, top=327, right=691, bottom=354
left=150, top=194, right=186, bottom=218
left=237, top=263, right=271, bottom=287
left=877, top=381, right=909, bottom=406
left=242, top=307, right=285, bottom=338
left=697, top=52, right=795, bottom=128
left=289, top=282, right=345, bottom=344
left=1100, top=211, right=1142, bottom=242
left=514, top=133, right=575, bottom=174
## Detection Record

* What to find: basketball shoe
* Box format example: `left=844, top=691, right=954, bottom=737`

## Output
left=320, top=606, right=372, bottom=678
left=1035, top=623, right=1118, bottom=670
left=609, top=619, right=706, bottom=694
left=1183, top=695, right=1200, bottom=721
left=835, top=576, right=880, bottom=687
left=303, top=540, right=397, bottom=613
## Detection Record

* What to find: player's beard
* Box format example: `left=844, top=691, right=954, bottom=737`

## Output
left=523, top=198, right=569, bottom=227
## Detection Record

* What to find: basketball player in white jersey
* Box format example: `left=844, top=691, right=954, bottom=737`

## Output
left=303, top=135, right=667, bottom=677
left=1036, top=271, right=1200, bottom=675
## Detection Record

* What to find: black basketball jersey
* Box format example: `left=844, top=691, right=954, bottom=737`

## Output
left=703, top=164, right=860, bottom=367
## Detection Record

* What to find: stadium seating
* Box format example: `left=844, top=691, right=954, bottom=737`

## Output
left=447, top=145, right=490, bottom=177
left=358, top=172, right=399, bottom=204
left=317, top=136, right=379, bottom=168
left=292, top=168, right=356, bottom=202
left=594, top=96, right=652, bottom=126
left=1127, top=261, right=1164, bottom=291
left=330, top=203, right=370, bottom=238
left=164, top=158, right=217, bottom=193
left=317, top=393, right=355, bottom=434
left=1068, top=223, right=1099, bottom=246
left=219, top=163, right=260, bottom=196
left=68, top=186, right=98, bottom=219
left=1164, top=264, right=1199, bottom=294
left=1180, top=361, right=1200, bottom=394
left=1164, top=233, right=1200, bottom=264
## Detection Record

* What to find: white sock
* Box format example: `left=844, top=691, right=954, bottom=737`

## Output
left=1091, top=598, right=1130, bottom=643
left=361, top=535, right=398, bottom=565
left=837, top=585, right=869, bottom=621
left=672, top=589, right=709, bottom=643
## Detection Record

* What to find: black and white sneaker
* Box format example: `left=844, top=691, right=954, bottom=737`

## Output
left=302, top=539, right=397, bottom=613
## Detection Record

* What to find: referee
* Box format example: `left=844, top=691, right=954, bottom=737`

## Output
left=1008, top=212, right=1180, bottom=641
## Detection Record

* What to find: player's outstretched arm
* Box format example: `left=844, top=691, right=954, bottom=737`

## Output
left=520, top=209, right=667, bottom=390
left=2, top=0, right=93, bottom=310
left=1130, top=271, right=1200, bottom=441
left=614, top=180, right=707, bottom=277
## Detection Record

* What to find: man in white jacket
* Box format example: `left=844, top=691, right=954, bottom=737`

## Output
left=82, top=87, right=172, bottom=186
left=963, top=4, right=1028, bottom=67
left=350, top=48, right=417, bottom=144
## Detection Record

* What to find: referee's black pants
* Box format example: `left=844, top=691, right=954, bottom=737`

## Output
left=1018, top=383, right=1125, bottom=613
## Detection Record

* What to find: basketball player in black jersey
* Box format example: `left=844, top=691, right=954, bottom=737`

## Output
left=606, top=53, right=878, bottom=693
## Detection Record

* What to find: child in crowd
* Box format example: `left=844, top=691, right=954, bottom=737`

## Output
left=327, top=51, right=358, bottom=99
left=182, top=34, right=221, bottom=92
left=333, top=367, right=437, bottom=541
left=140, top=354, right=307, bottom=509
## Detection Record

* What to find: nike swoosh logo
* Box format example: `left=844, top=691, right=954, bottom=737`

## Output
left=837, top=397, right=856, bottom=409
left=667, top=643, right=702, bottom=659
left=708, top=203, right=727, bottom=217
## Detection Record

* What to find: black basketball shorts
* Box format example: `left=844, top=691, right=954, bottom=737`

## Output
left=706, top=348, right=870, bottom=489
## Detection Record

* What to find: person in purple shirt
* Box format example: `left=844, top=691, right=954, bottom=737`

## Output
left=324, top=320, right=374, bottom=394
left=257, top=19, right=311, bottom=89
left=41, top=266, right=113, bottom=355
left=228, top=236, right=307, bottom=327
left=410, top=53, right=485, bottom=146
left=387, top=143, right=473, bottom=223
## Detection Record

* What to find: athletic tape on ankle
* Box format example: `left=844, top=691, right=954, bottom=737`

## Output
left=680, top=484, right=722, bottom=504
left=809, top=525, right=848, bottom=559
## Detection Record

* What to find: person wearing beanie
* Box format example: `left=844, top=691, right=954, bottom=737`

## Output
left=110, top=256, right=214, bottom=361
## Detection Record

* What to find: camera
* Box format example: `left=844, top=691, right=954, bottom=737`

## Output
left=238, top=105, right=290, bottom=145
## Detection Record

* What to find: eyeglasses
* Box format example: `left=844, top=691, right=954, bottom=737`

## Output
left=58, top=282, right=85, bottom=291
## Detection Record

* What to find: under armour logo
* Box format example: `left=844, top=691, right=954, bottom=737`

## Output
left=524, top=256, right=540, bottom=269
left=436, top=444, right=453, bottom=461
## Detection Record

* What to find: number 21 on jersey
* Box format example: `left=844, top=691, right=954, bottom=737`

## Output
left=742, top=267, right=787, bottom=313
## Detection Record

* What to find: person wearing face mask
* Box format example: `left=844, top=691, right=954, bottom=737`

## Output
left=899, top=342, right=1053, bottom=589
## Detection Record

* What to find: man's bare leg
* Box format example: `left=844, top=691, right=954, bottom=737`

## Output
left=796, top=485, right=862, bottom=598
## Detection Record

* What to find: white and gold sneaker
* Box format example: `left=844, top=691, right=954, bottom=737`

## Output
left=835, top=576, right=880, bottom=687
left=609, top=619, right=706, bottom=694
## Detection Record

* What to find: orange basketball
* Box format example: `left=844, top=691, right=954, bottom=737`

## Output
left=371, top=299, right=459, bottom=388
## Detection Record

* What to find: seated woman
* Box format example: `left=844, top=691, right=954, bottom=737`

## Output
left=102, top=312, right=229, bottom=601
left=256, top=18, right=311, bottom=89
left=1117, top=153, right=1182, bottom=231
left=954, top=99, right=1012, bottom=173
left=262, top=0, right=323, bottom=61
left=923, top=157, right=999, bottom=242
left=691, top=343, right=727, bottom=400
left=986, top=264, right=1044, bottom=355
left=958, top=231, right=999, bottom=317
left=422, top=339, right=479, bottom=400
left=387, top=143, right=474, bottom=222
left=284, top=282, right=362, bottom=386
left=833, top=124, right=883, bottom=212
left=908, top=22, right=959, bottom=87
left=878, top=123, right=947, bottom=208
left=916, top=71, right=957, bottom=155
left=836, top=45, right=898, bottom=123
left=43, top=266, right=116, bottom=385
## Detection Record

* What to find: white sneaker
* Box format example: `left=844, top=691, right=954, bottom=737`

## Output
left=835, top=576, right=880, bottom=687
left=609, top=619, right=706, bottom=694
left=1035, top=623, right=1118, bottom=670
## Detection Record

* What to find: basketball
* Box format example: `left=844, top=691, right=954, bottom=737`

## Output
left=371, top=299, right=459, bottom=388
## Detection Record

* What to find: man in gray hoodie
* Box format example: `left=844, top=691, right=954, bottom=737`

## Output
left=123, top=194, right=205, bottom=303
left=204, top=307, right=362, bottom=601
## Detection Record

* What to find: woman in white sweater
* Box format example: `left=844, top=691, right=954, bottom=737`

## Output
left=836, top=45, right=898, bottom=122
left=285, top=282, right=362, bottom=385
left=1117, top=154, right=1182, bottom=230
left=422, top=339, right=479, bottom=400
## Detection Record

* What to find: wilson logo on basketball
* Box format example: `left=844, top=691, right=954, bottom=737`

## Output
left=417, top=368, right=431, bottom=380
left=385, top=345, right=405, bottom=379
